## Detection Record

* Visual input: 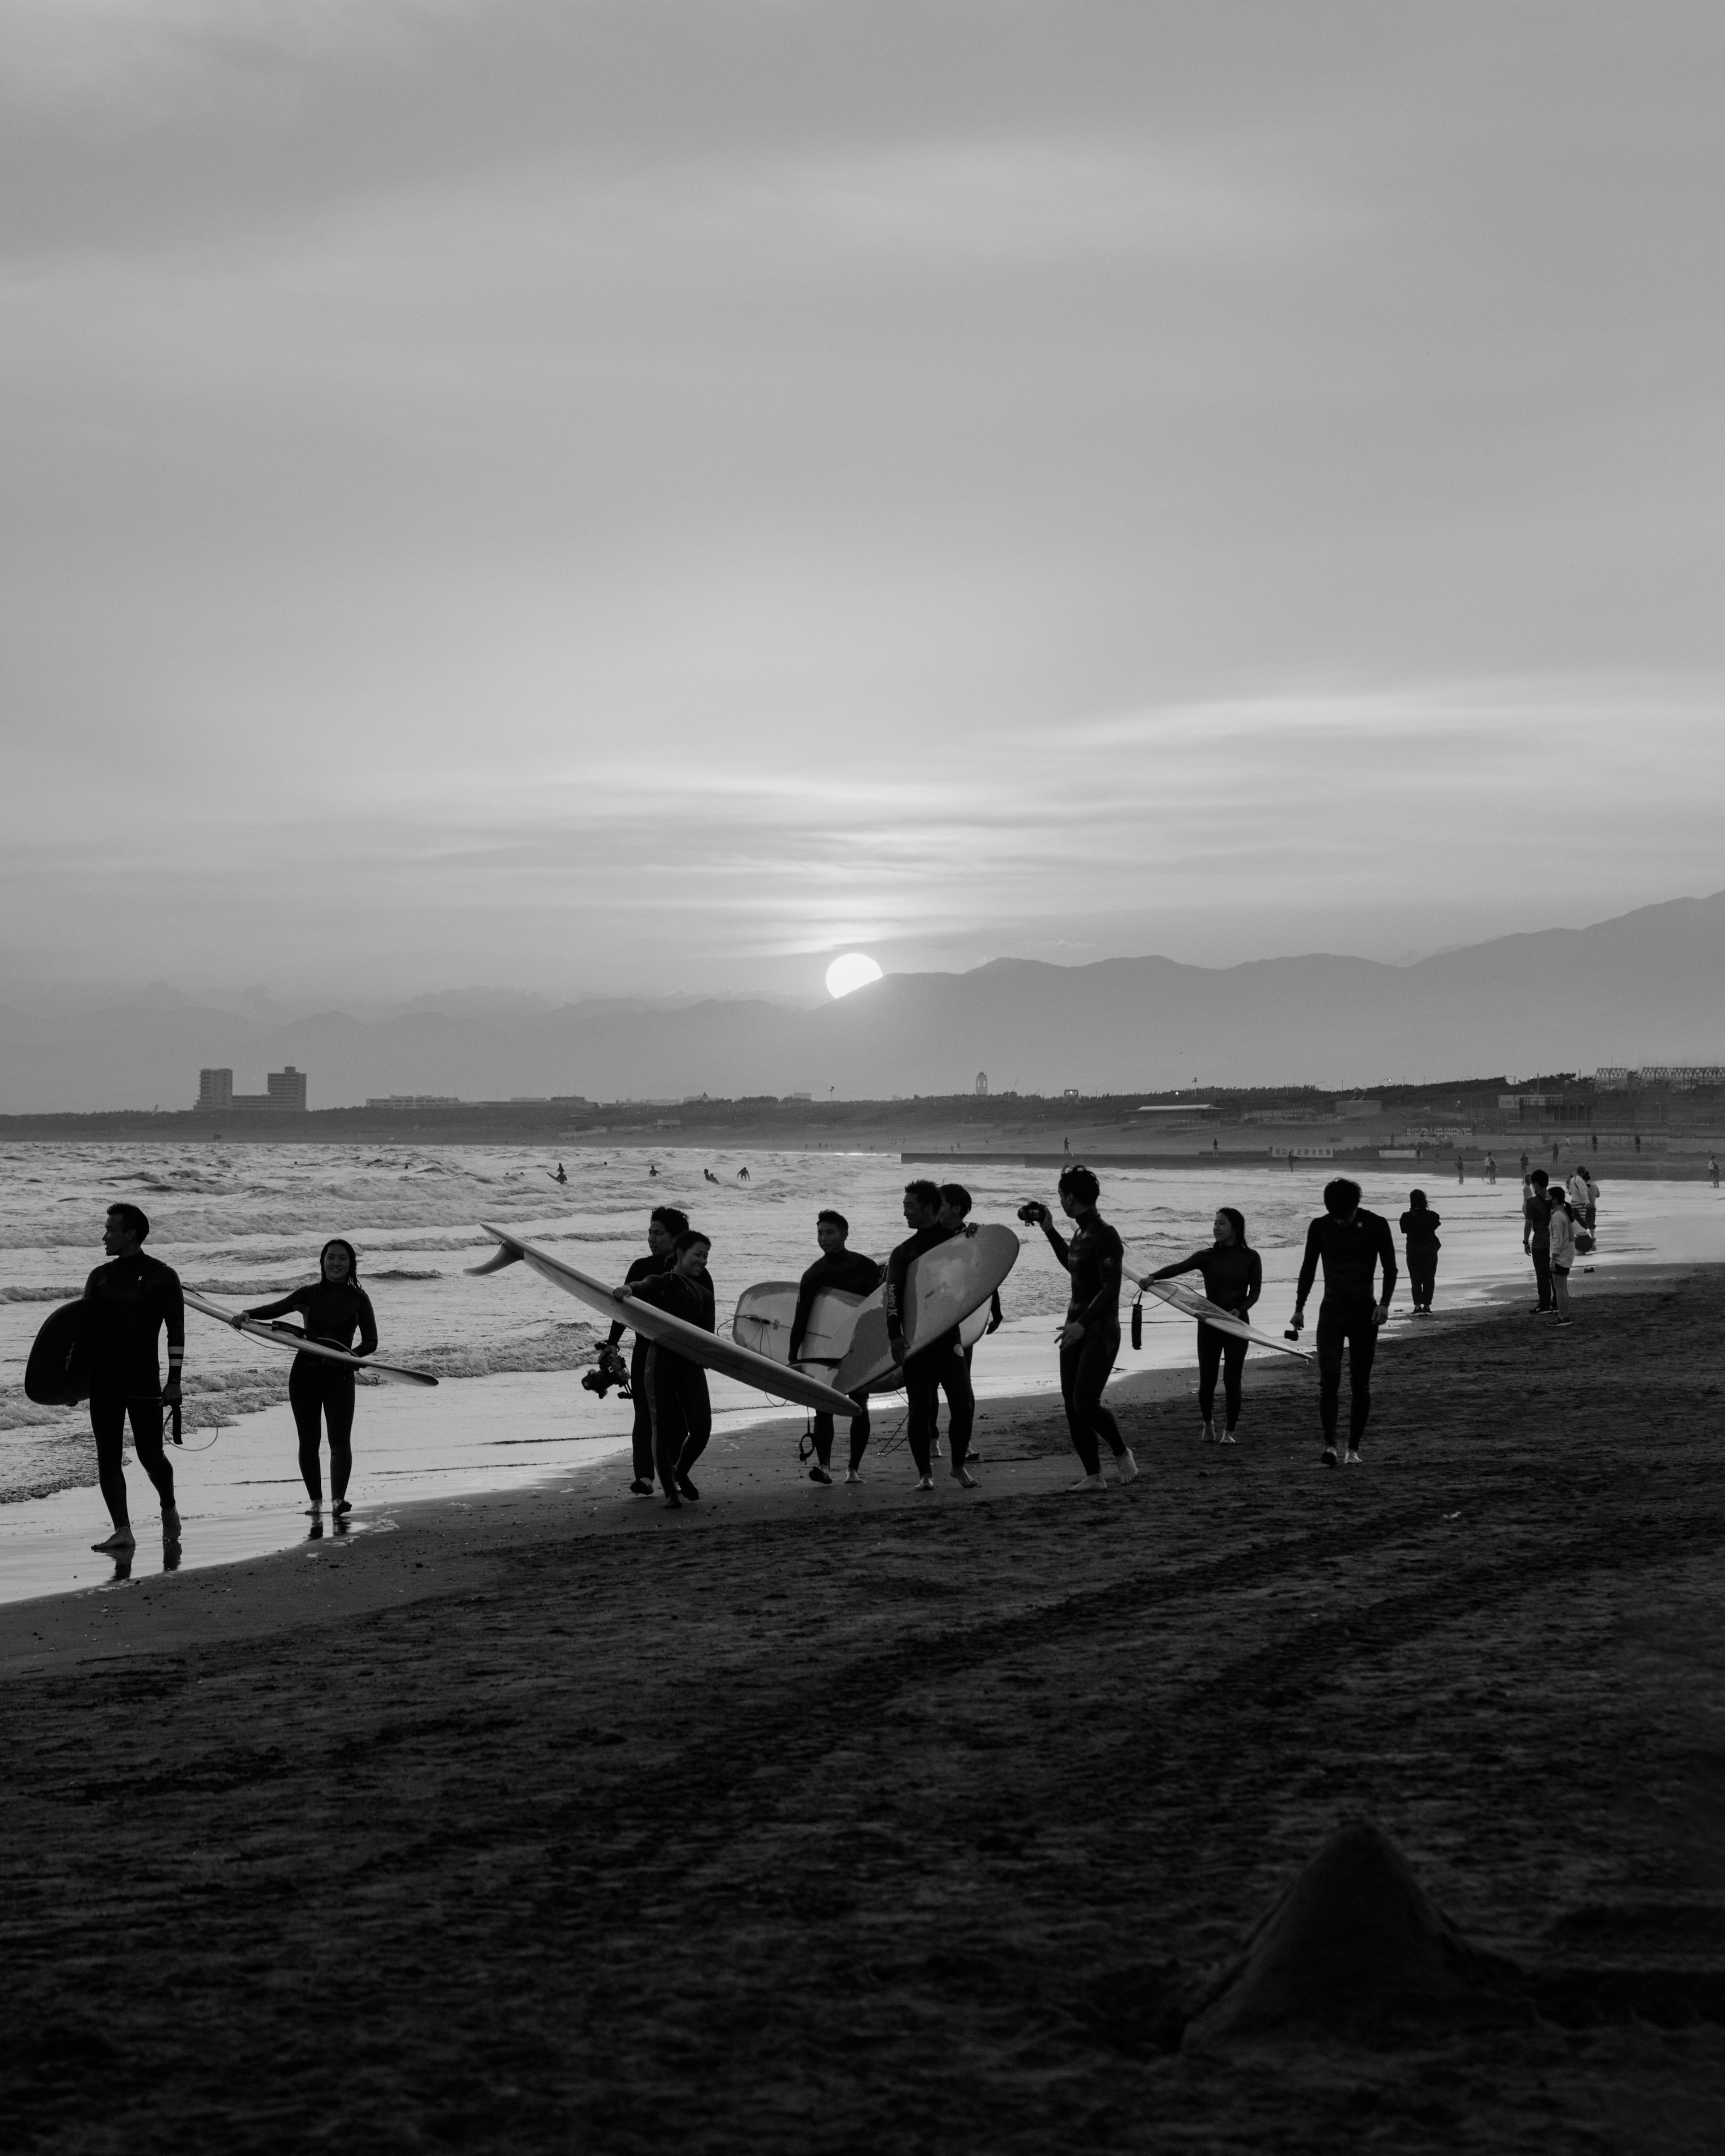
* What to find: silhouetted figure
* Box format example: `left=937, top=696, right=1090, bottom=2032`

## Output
left=791, top=1209, right=880, bottom=1483
left=83, top=1202, right=184, bottom=1554
left=1023, top=1166, right=1136, bottom=1491
left=1399, top=1191, right=1441, bottom=1314
left=243, top=1239, right=377, bottom=1517
left=608, top=1207, right=686, bottom=1496
left=1290, top=1179, right=1397, bottom=1467
left=1142, top=1207, right=1262, bottom=1444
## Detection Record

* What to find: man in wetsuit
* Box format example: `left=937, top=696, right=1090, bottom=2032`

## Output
left=83, top=1202, right=184, bottom=1552
left=790, top=1209, right=881, bottom=1484
left=609, top=1206, right=687, bottom=1495
left=885, top=1180, right=975, bottom=1491
left=624, top=1230, right=716, bottom=1509
left=1024, top=1163, right=1137, bottom=1491
left=1290, top=1177, right=1397, bottom=1467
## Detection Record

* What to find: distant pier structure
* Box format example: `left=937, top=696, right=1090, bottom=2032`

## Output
left=975, top=1070, right=989, bottom=1097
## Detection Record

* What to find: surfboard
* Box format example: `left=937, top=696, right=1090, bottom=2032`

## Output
left=24, top=1301, right=90, bottom=1406
left=830, top=1224, right=1020, bottom=1395
left=1139, top=1277, right=1313, bottom=1362
left=730, top=1281, right=871, bottom=1367
left=182, top=1288, right=440, bottom=1386
left=471, top=1225, right=859, bottom=1417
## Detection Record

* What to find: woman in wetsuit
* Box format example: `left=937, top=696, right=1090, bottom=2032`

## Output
left=1142, top=1208, right=1263, bottom=1445
left=1399, top=1189, right=1441, bottom=1314
left=242, top=1240, right=378, bottom=1517
left=620, top=1228, right=716, bottom=1510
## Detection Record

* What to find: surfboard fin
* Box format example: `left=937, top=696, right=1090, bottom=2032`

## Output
left=469, top=1242, right=525, bottom=1276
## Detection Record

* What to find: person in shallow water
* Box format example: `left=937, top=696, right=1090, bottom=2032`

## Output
left=1141, top=1208, right=1263, bottom=1445
left=622, top=1229, right=717, bottom=1508
left=608, top=1206, right=687, bottom=1497
left=789, top=1209, right=880, bottom=1485
left=1290, top=1178, right=1398, bottom=1467
left=82, top=1202, right=184, bottom=1553
left=241, top=1240, right=378, bottom=1518
left=1022, top=1164, right=1138, bottom=1492
left=885, top=1180, right=975, bottom=1492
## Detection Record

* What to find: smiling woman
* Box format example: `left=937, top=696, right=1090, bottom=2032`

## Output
left=825, top=953, right=883, bottom=999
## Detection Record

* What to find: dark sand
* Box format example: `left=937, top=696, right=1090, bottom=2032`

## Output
left=3, top=1276, right=1723, bottom=2152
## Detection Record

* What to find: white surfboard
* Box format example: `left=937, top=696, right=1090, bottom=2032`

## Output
left=731, top=1281, right=869, bottom=1367
left=183, top=1288, right=440, bottom=1386
left=832, top=1224, right=1019, bottom=1394
left=1139, top=1277, right=1312, bottom=1362
left=471, top=1224, right=858, bottom=1417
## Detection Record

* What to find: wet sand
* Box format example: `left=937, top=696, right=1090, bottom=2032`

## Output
left=3, top=1274, right=1723, bottom=2152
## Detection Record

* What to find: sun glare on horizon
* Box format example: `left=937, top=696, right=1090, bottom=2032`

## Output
left=825, top=952, right=883, bottom=999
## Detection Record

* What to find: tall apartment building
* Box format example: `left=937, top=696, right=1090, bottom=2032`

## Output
left=198, top=1068, right=234, bottom=1112
left=194, top=1065, right=308, bottom=1113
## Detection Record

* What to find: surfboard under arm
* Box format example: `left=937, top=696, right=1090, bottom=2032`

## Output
left=183, top=1288, right=439, bottom=1386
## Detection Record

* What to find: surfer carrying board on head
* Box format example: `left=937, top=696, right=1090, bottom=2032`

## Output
left=238, top=1240, right=377, bottom=1518
left=885, top=1181, right=976, bottom=1491
left=1140, top=1208, right=1262, bottom=1445
left=82, top=1203, right=185, bottom=1554
left=790, top=1210, right=881, bottom=1485
left=608, top=1207, right=686, bottom=1497
left=1021, top=1165, right=1137, bottom=1491
left=619, top=1229, right=716, bottom=1507
left=1288, top=1178, right=1397, bottom=1467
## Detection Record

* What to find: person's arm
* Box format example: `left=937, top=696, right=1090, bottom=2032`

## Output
left=243, top=1288, right=310, bottom=1323
left=1143, top=1251, right=1205, bottom=1285
left=788, top=1267, right=819, bottom=1362
left=1375, top=1217, right=1398, bottom=1317
left=985, top=1287, right=1003, bottom=1334
left=1292, top=1221, right=1320, bottom=1321
left=1243, top=1251, right=1262, bottom=1312
left=163, top=1268, right=185, bottom=1400
left=353, top=1288, right=379, bottom=1358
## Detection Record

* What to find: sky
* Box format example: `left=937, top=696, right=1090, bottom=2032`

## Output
left=4, top=0, right=1725, bottom=1008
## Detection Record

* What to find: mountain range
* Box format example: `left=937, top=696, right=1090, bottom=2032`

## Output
left=3, top=891, right=1723, bottom=1113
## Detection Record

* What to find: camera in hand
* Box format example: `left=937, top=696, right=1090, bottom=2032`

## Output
left=1017, top=1200, right=1050, bottom=1226
left=581, top=1342, right=632, bottom=1400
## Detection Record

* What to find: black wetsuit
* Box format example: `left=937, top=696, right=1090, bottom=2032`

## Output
left=886, top=1223, right=973, bottom=1477
left=630, top=1270, right=717, bottom=1495
left=83, top=1251, right=185, bottom=1517
left=1523, top=1187, right=1553, bottom=1309
left=1152, top=1244, right=1263, bottom=1435
left=791, top=1248, right=882, bottom=1473
left=1294, top=1211, right=1398, bottom=1449
left=249, top=1281, right=379, bottom=1505
left=610, top=1250, right=675, bottom=1483
left=1040, top=1211, right=1126, bottom=1475
left=1399, top=1207, right=1441, bottom=1312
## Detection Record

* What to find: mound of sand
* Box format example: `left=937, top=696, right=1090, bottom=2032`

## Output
left=1185, top=1818, right=1528, bottom=2047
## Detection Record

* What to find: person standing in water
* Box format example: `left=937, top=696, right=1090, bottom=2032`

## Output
left=1141, top=1207, right=1262, bottom=1445
left=1023, top=1164, right=1137, bottom=1491
left=885, top=1181, right=975, bottom=1490
left=789, top=1209, right=880, bottom=1484
left=608, top=1206, right=686, bottom=1496
left=1398, top=1190, right=1442, bottom=1315
left=1289, top=1178, right=1397, bottom=1467
left=621, top=1229, right=716, bottom=1508
left=241, top=1241, right=377, bottom=1518
left=82, top=1203, right=184, bottom=1554
left=1485, top=1152, right=1497, bottom=1185
left=548, top=1162, right=568, bottom=1186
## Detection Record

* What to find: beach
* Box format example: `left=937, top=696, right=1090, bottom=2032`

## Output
left=4, top=1270, right=1722, bottom=2153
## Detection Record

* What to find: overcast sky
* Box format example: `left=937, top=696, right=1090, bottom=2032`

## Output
left=4, top=0, right=1724, bottom=1005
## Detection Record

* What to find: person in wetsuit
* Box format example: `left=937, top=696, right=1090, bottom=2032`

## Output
left=1142, top=1207, right=1262, bottom=1445
left=82, top=1202, right=184, bottom=1553
left=1399, top=1190, right=1441, bottom=1315
left=608, top=1206, right=686, bottom=1495
left=885, top=1180, right=975, bottom=1490
left=1290, top=1177, right=1398, bottom=1466
left=789, top=1209, right=881, bottom=1484
left=1024, top=1163, right=1137, bottom=1491
left=1522, top=1169, right=1553, bottom=1312
left=939, top=1183, right=1002, bottom=1458
left=622, top=1229, right=716, bottom=1508
left=242, top=1239, right=378, bottom=1516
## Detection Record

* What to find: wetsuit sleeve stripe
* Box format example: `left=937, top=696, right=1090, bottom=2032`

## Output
left=165, top=1269, right=185, bottom=1362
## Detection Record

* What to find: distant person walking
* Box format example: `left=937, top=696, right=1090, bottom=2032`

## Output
left=242, top=1239, right=378, bottom=1517
left=790, top=1210, right=880, bottom=1484
left=1519, top=1151, right=1529, bottom=1180
left=1523, top=1168, right=1554, bottom=1313
left=1486, top=1152, right=1497, bottom=1184
left=623, top=1229, right=717, bottom=1508
left=1140, top=1208, right=1262, bottom=1445
left=1712, top=1154, right=1721, bottom=1188
left=1023, top=1165, right=1137, bottom=1491
left=1455, top=1152, right=1465, bottom=1184
left=1547, top=1189, right=1577, bottom=1323
left=1289, top=1179, right=1397, bottom=1467
left=1581, top=1166, right=1599, bottom=1231
left=83, top=1203, right=184, bottom=1554
left=1399, top=1191, right=1441, bottom=1314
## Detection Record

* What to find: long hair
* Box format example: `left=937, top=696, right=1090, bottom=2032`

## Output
left=320, top=1238, right=358, bottom=1282
left=1217, top=1206, right=1248, bottom=1250
left=1408, top=1188, right=1428, bottom=1210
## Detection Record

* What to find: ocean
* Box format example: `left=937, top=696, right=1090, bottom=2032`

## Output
left=2, top=1140, right=1718, bottom=1603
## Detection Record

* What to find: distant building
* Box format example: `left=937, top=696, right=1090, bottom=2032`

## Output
left=199, top=1064, right=308, bottom=1113
left=975, top=1071, right=989, bottom=1096
left=366, top=1095, right=461, bottom=1110
left=198, top=1068, right=233, bottom=1113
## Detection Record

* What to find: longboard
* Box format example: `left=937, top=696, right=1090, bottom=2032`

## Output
left=471, top=1225, right=858, bottom=1417
left=1139, top=1277, right=1313, bottom=1361
left=731, top=1281, right=870, bottom=1367
left=183, top=1288, right=440, bottom=1386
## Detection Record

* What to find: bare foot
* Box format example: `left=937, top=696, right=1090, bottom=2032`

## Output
left=949, top=1466, right=978, bottom=1489
left=304, top=1503, right=323, bottom=1517
left=91, top=1530, right=136, bottom=1553
left=1065, top=1474, right=1108, bottom=1493
left=161, top=1507, right=182, bottom=1538
left=332, top=1499, right=352, bottom=1518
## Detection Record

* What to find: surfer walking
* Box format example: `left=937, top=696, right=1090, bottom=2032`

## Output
left=1141, top=1208, right=1262, bottom=1444
left=1398, top=1191, right=1441, bottom=1315
left=609, top=1207, right=686, bottom=1497
left=82, top=1203, right=184, bottom=1553
left=1289, top=1179, right=1397, bottom=1466
left=623, top=1230, right=717, bottom=1507
left=1023, top=1165, right=1137, bottom=1491
left=790, top=1210, right=880, bottom=1484
left=885, top=1181, right=976, bottom=1491
left=240, top=1240, right=377, bottom=1517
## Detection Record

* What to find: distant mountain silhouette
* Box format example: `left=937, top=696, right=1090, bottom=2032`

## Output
left=4, top=890, right=1723, bottom=1111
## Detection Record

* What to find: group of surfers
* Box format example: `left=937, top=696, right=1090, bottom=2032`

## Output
left=71, top=1163, right=1415, bottom=1549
